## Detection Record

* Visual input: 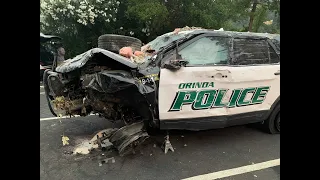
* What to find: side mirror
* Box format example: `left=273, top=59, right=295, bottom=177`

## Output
left=163, top=42, right=188, bottom=70
left=164, top=59, right=188, bottom=70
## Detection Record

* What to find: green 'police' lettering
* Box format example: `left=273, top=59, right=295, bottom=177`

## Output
left=168, top=86, right=271, bottom=112
left=251, top=86, right=270, bottom=104
left=237, top=87, right=256, bottom=106
left=213, top=89, right=228, bottom=107
left=228, top=89, right=242, bottom=108
left=192, top=90, right=217, bottom=110
left=169, top=91, right=197, bottom=111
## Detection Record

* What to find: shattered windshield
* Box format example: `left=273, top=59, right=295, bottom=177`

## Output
left=146, top=33, right=188, bottom=52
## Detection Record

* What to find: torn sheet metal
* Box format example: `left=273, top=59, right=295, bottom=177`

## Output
left=73, top=122, right=149, bottom=156
left=85, top=70, right=156, bottom=94
left=55, top=48, right=138, bottom=73
left=109, top=122, right=149, bottom=156
left=73, top=128, right=117, bottom=155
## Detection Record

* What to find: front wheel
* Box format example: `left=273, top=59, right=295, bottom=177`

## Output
left=43, top=70, right=57, bottom=117
left=264, top=103, right=280, bottom=134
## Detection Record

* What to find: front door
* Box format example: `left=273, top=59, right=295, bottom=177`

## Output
left=158, top=34, right=233, bottom=129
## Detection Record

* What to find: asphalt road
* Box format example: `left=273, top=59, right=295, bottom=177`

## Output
left=40, top=86, right=280, bottom=180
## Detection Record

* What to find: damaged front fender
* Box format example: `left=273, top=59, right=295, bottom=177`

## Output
left=84, top=70, right=156, bottom=94
left=55, top=48, right=138, bottom=73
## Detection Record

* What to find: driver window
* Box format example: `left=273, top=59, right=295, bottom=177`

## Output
left=179, top=36, right=230, bottom=65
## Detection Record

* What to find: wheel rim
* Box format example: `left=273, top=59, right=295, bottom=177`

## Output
left=275, top=113, right=280, bottom=132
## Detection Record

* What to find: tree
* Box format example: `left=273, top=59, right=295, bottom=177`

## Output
left=248, top=0, right=280, bottom=33
left=40, top=0, right=279, bottom=58
left=40, top=0, right=120, bottom=57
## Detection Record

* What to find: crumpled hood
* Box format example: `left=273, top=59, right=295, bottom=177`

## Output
left=55, top=48, right=138, bottom=73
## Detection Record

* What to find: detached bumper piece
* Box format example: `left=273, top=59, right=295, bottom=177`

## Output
left=88, top=122, right=149, bottom=156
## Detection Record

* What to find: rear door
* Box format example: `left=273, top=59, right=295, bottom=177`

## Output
left=224, top=37, right=280, bottom=123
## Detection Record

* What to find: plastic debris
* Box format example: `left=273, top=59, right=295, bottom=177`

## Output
left=119, top=47, right=133, bottom=58
left=141, top=44, right=151, bottom=52
left=173, top=26, right=203, bottom=34
left=100, top=157, right=115, bottom=165
left=184, top=144, right=187, bottom=147
left=254, top=175, right=257, bottom=177
left=134, top=51, right=144, bottom=56
left=73, top=141, right=98, bottom=155
left=131, top=54, right=146, bottom=64
left=181, top=135, right=184, bottom=138
left=119, top=47, right=147, bottom=64
left=153, top=144, right=157, bottom=148
left=62, top=135, right=70, bottom=146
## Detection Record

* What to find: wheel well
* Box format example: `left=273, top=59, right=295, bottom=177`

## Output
left=263, top=96, right=280, bottom=120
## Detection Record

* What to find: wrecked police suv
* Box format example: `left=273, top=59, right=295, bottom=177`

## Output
left=43, top=29, right=280, bottom=156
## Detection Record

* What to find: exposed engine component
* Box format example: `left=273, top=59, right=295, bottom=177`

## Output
left=51, top=96, right=83, bottom=116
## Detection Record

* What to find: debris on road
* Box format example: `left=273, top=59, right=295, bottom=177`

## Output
left=73, top=141, right=98, bottom=155
left=62, top=135, right=70, bottom=146
left=90, top=128, right=118, bottom=143
left=162, top=135, right=174, bottom=154
left=99, top=157, right=116, bottom=166
left=73, top=128, right=117, bottom=155
left=72, top=123, right=150, bottom=156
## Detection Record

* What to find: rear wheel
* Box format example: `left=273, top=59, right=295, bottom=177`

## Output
left=264, top=103, right=280, bottom=134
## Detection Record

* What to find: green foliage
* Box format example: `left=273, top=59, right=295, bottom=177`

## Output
left=40, top=0, right=280, bottom=58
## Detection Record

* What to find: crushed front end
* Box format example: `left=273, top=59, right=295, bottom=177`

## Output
left=43, top=48, right=160, bottom=156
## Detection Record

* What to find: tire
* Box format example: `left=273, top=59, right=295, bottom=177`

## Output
left=98, top=34, right=142, bottom=53
left=264, top=103, right=280, bottom=134
left=43, top=70, right=57, bottom=117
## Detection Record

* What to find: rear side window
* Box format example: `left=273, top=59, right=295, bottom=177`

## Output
left=233, top=38, right=270, bottom=65
left=269, top=43, right=280, bottom=63
left=179, top=36, right=230, bottom=65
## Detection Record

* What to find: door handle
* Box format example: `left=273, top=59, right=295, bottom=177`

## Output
left=274, top=71, right=280, bottom=75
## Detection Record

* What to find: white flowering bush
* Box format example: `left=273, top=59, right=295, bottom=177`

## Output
left=40, top=0, right=122, bottom=57
left=41, top=0, right=120, bottom=33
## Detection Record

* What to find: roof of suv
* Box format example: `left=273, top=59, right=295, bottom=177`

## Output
left=164, top=29, right=280, bottom=41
